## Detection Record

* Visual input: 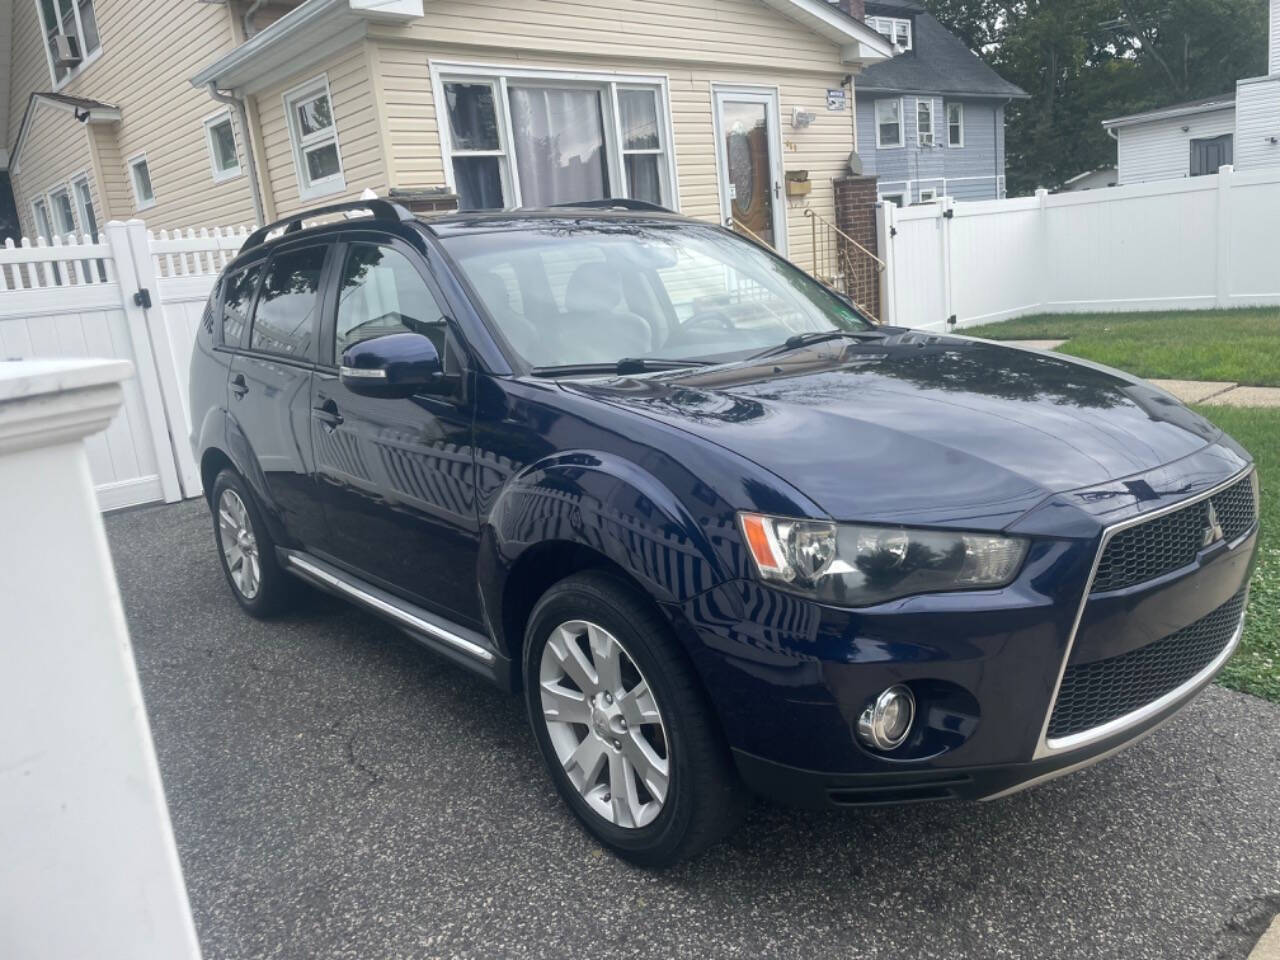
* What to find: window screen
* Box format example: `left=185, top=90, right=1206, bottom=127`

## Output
left=251, top=246, right=327, bottom=357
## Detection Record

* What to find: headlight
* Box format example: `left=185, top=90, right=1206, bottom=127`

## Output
left=739, top=513, right=1029, bottom=606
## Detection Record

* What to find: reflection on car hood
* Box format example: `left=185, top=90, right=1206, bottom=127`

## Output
left=564, top=332, right=1222, bottom=528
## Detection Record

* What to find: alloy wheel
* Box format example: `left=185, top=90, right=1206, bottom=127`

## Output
left=217, top=488, right=261, bottom=600
left=539, top=620, right=670, bottom=829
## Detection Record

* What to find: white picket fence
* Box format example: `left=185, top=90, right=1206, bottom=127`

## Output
left=0, top=222, right=247, bottom=510
left=877, top=164, right=1280, bottom=331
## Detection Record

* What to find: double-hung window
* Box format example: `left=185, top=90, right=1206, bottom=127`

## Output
left=284, top=77, right=345, bottom=200
left=32, top=199, right=54, bottom=242
left=875, top=99, right=903, bottom=148
left=917, top=99, right=935, bottom=146
left=436, top=65, right=675, bottom=211
left=36, top=0, right=100, bottom=87
left=867, top=16, right=912, bottom=51
left=50, top=187, right=77, bottom=239
left=205, top=112, right=242, bottom=182
left=128, top=154, right=155, bottom=210
left=947, top=103, right=964, bottom=147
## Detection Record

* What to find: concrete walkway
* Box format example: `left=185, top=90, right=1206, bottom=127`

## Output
left=1003, top=341, right=1280, bottom=408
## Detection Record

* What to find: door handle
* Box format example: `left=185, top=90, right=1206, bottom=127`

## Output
left=313, top=398, right=344, bottom=428
left=230, top=373, right=248, bottom=399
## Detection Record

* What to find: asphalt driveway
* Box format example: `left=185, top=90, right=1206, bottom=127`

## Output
left=108, top=500, right=1280, bottom=960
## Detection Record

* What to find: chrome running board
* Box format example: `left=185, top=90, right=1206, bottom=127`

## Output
left=282, top=549, right=502, bottom=672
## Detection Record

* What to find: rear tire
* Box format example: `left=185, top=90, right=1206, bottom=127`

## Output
left=523, top=571, right=744, bottom=867
left=210, top=468, right=297, bottom=618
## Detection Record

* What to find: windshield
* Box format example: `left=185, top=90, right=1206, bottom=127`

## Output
left=440, top=222, right=871, bottom=370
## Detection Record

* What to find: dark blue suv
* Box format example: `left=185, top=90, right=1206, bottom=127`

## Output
left=191, top=199, right=1259, bottom=866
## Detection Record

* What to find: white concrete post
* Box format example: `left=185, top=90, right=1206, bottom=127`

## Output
left=103, top=220, right=183, bottom=504
left=0, top=359, right=202, bottom=960
left=1216, top=165, right=1235, bottom=309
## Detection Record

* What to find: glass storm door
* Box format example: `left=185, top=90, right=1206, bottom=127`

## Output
left=714, top=88, right=785, bottom=253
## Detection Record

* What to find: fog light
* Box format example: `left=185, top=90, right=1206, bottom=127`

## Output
left=857, top=685, right=915, bottom=752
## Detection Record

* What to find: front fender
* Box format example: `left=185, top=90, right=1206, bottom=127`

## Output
left=478, top=449, right=732, bottom=646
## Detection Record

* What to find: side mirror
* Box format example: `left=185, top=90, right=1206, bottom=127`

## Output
left=340, top=332, right=448, bottom=398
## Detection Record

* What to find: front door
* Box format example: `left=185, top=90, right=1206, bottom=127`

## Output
left=714, top=87, right=786, bottom=253
left=310, top=237, right=483, bottom=627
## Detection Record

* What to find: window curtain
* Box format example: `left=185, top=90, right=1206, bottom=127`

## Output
left=508, top=86, right=609, bottom=207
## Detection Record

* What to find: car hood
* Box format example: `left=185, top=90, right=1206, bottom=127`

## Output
left=563, top=333, right=1222, bottom=529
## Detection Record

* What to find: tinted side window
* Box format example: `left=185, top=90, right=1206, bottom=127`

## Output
left=251, top=245, right=328, bottom=358
left=336, top=244, right=457, bottom=371
left=222, top=264, right=263, bottom=346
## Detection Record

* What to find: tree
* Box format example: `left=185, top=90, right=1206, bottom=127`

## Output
left=925, top=0, right=1270, bottom=194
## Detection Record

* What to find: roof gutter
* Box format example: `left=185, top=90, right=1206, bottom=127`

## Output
left=206, top=82, right=266, bottom=225
left=1102, top=99, right=1236, bottom=130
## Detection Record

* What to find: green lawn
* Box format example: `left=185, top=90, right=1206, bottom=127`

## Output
left=965, top=309, right=1280, bottom=387
left=1193, top=407, right=1280, bottom=704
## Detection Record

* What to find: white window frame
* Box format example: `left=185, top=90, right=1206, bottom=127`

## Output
left=867, top=16, right=912, bottom=51
left=916, top=98, right=935, bottom=146
left=203, top=110, right=243, bottom=183
left=875, top=98, right=904, bottom=149
left=918, top=188, right=938, bottom=203
left=34, top=0, right=103, bottom=90
left=49, top=185, right=77, bottom=238
left=71, top=173, right=97, bottom=237
left=947, top=102, right=964, bottom=148
left=283, top=74, right=346, bottom=201
left=31, top=197, right=54, bottom=241
left=127, top=152, right=156, bottom=211
left=429, top=60, right=680, bottom=212
left=880, top=194, right=905, bottom=208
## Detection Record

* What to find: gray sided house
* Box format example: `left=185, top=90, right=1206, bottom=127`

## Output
left=851, top=0, right=1026, bottom=204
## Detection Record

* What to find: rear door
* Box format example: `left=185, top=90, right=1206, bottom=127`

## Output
left=225, top=241, right=333, bottom=549
left=310, top=234, right=483, bottom=627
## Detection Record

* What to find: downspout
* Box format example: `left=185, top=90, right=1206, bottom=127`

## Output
left=242, top=0, right=266, bottom=39
left=207, top=82, right=266, bottom=225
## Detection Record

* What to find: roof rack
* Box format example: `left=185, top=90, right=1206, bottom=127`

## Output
left=548, top=198, right=674, bottom=214
left=241, top=200, right=416, bottom=253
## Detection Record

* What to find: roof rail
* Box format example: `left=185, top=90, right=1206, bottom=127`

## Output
left=548, top=198, right=674, bottom=214
left=241, top=200, right=416, bottom=253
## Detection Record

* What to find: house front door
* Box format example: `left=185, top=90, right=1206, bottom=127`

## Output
left=713, top=87, right=786, bottom=254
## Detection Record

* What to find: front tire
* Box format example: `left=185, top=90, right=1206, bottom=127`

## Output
left=210, top=468, right=296, bottom=617
left=523, top=571, right=743, bottom=867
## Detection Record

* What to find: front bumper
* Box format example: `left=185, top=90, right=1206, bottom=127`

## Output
left=732, top=606, right=1243, bottom=808
left=676, top=459, right=1258, bottom=808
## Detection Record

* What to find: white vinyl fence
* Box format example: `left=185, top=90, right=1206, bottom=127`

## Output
left=878, top=164, right=1280, bottom=331
left=0, top=221, right=247, bottom=510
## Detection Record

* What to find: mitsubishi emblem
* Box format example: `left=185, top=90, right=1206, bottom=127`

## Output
left=1203, top=501, right=1225, bottom=547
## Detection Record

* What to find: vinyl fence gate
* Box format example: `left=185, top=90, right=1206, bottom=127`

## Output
left=0, top=221, right=249, bottom=509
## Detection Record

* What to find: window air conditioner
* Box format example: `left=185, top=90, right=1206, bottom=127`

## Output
left=54, top=34, right=82, bottom=69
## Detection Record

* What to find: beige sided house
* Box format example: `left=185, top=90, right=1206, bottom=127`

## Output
left=191, top=0, right=892, bottom=273
left=1, top=1, right=304, bottom=242
left=5, top=0, right=891, bottom=277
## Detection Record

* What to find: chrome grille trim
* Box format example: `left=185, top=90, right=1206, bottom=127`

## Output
left=1032, top=466, right=1256, bottom=761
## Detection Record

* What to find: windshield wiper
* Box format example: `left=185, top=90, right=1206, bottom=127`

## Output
left=747, top=330, right=886, bottom=361
left=529, top=358, right=712, bottom=378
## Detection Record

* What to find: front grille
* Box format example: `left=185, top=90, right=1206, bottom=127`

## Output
left=1092, top=474, right=1257, bottom=594
left=1047, top=590, right=1246, bottom=741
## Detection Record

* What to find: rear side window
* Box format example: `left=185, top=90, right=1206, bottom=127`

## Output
left=251, top=245, right=328, bottom=358
left=221, top=264, right=263, bottom=346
